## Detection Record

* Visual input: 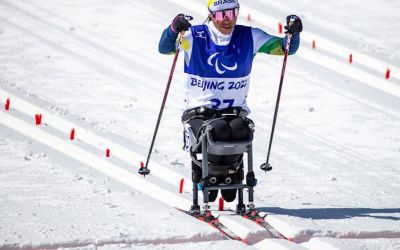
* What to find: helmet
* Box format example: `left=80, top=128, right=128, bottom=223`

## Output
left=208, top=0, right=240, bottom=12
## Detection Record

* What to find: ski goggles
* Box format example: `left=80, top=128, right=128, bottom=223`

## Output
left=211, top=8, right=239, bottom=22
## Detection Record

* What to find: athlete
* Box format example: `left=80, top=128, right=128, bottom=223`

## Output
left=158, top=0, right=302, bottom=210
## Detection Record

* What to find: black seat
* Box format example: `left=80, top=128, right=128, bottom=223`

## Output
left=184, top=116, right=257, bottom=213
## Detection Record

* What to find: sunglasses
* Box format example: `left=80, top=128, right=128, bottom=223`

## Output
left=212, top=8, right=239, bottom=22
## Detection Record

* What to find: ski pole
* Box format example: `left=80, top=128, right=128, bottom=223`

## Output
left=260, top=33, right=293, bottom=172
left=139, top=32, right=185, bottom=177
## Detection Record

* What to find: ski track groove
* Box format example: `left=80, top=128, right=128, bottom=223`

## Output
left=17, top=0, right=170, bottom=56
left=248, top=0, right=400, bottom=82
left=283, top=120, right=396, bottom=170
left=266, top=122, right=400, bottom=190
left=0, top=16, right=147, bottom=93
left=255, top=97, right=399, bottom=180
left=289, top=64, right=400, bottom=120
left=0, top=87, right=193, bottom=193
left=0, top=0, right=164, bottom=93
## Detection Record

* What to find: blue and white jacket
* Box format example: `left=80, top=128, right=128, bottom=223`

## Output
left=159, top=22, right=300, bottom=114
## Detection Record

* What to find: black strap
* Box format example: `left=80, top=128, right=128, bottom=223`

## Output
left=182, top=107, right=247, bottom=122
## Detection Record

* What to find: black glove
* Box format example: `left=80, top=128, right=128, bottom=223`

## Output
left=284, top=15, right=303, bottom=34
left=171, top=14, right=193, bottom=33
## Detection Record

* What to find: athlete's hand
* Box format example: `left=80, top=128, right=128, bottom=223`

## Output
left=171, top=14, right=193, bottom=33
left=284, top=15, right=303, bottom=34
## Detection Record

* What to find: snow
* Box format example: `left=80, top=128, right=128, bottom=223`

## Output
left=1, top=0, right=400, bottom=249
left=302, top=237, right=400, bottom=250
left=0, top=130, right=242, bottom=249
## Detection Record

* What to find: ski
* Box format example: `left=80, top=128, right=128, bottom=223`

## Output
left=233, top=210, right=289, bottom=240
left=175, top=207, right=244, bottom=241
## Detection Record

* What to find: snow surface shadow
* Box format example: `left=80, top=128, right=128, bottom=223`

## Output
left=258, top=207, right=400, bottom=242
left=258, top=207, right=400, bottom=221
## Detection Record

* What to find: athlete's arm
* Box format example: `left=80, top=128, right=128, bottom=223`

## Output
left=158, top=26, right=179, bottom=54
left=159, top=14, right=193, bottom=55
left=252, top=28, right=300, bottom=56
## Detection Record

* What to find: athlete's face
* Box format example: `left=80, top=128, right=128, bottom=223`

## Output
left=209, top=9, right=238, bottom=35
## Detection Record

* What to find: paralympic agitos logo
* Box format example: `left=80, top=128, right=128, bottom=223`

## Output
left=207, top=52, right=238, bottom=74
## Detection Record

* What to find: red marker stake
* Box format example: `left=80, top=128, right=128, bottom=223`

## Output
left=349, top=53, right=353, bottom=64
left=35, top=114, right=42, bottom=125
left=219, top=197, right=224, bottom=211
left=70, top=128, right=75, bottom=140
left=386, top=68, right=391, bottom=79
left=5, top=98, right=10, bottom=111
left=278, top=22, right=283, bottom=34
left=179, top=178, right=184, bottom=193
left=312, top=40, right=316, bottom=49
left=106, top=148, right=110, bottom=157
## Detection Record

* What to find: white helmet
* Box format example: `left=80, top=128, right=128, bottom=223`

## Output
left=208, top=0, right=240, bottom=12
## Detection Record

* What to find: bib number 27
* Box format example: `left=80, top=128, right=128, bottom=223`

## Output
left=210, top=99, right=234, bottom=109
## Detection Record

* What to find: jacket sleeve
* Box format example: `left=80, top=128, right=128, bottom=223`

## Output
left=252, top=28, right=300, bottom=56
left=283, top=33, right=300, bottom=55
left=158, top=26, right=179, bottom=54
